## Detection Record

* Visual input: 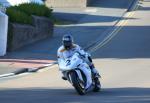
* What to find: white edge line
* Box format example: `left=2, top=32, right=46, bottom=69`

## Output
left=0, top=73, right=15, bottom=78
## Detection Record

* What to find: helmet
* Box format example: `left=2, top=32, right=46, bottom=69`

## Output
left=62, top=34, right=74, bottom=50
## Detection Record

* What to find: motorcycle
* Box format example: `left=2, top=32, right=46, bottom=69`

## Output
left=58, top=52, right=101, bottom=95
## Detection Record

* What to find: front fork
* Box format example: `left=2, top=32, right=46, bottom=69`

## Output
left=67, top=70, right=84, bottom=85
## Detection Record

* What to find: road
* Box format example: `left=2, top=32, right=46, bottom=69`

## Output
left=0, top=1, right=150, bottom=103
left=0, top=0, right=133, bottom=75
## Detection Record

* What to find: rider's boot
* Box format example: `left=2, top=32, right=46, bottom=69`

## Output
left=89, top=63, right=101, bottom=90
left=93, top=78, right=101, bottom=92
left=89, top=63, right=101, bottom=78
left=94, top=77, right=101, bottom=89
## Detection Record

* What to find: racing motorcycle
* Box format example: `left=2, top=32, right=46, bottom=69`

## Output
left=58, top=52, right=101, bottom=95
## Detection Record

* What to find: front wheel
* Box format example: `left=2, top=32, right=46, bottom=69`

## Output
left=70, top=71, right=86, bottom=95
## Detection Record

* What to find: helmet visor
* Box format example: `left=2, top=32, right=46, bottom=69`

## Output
left=63, top=41, right=72, bottom=49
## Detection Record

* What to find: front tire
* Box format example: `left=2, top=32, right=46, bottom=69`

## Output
left=70, top=71, right=86, bottom=95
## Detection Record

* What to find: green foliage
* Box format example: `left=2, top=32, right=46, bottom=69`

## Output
left=17, top=3, right=53, bottom=18
left=6, top=3, right=53, bottom=24
left=6, top=7, right=32, bottom=24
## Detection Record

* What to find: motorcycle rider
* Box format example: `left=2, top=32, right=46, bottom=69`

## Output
left=57, top=34, right=101, bottom=90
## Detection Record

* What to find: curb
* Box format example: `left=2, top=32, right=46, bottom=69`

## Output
left=0, top=0, right=139, bottom=79
left=0, top=62, right=57, bottom=78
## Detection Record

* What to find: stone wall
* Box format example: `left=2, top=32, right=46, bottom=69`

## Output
left=8, top=16, right=54, bottom=51
left=45, top=0, right=94, bottom=8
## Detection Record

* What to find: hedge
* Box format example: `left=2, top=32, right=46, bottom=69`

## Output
left=6, top=7, right=32, bottom=24
left=6, top=3, right=53, bottom=25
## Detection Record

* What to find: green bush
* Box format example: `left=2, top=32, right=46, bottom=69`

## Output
left=6, top=7, right=32, bottom=24
left=18, top=3, right=53, bottom=18
left=6, top=3, right=53, bottom=24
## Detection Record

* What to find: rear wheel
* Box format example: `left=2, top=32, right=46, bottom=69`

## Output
left=70, top=71, right=86, bottom=95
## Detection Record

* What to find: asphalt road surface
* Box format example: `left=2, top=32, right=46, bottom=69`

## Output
left=0, top=1, right=150, bottom=103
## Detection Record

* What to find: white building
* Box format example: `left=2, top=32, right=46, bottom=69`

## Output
left=0, top=11, right=8, bottom=56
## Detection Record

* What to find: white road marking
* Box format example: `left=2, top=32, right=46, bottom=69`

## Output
left=0, top=73, right=14, bottom=78
left=85, top=8, right=97, bottom=13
